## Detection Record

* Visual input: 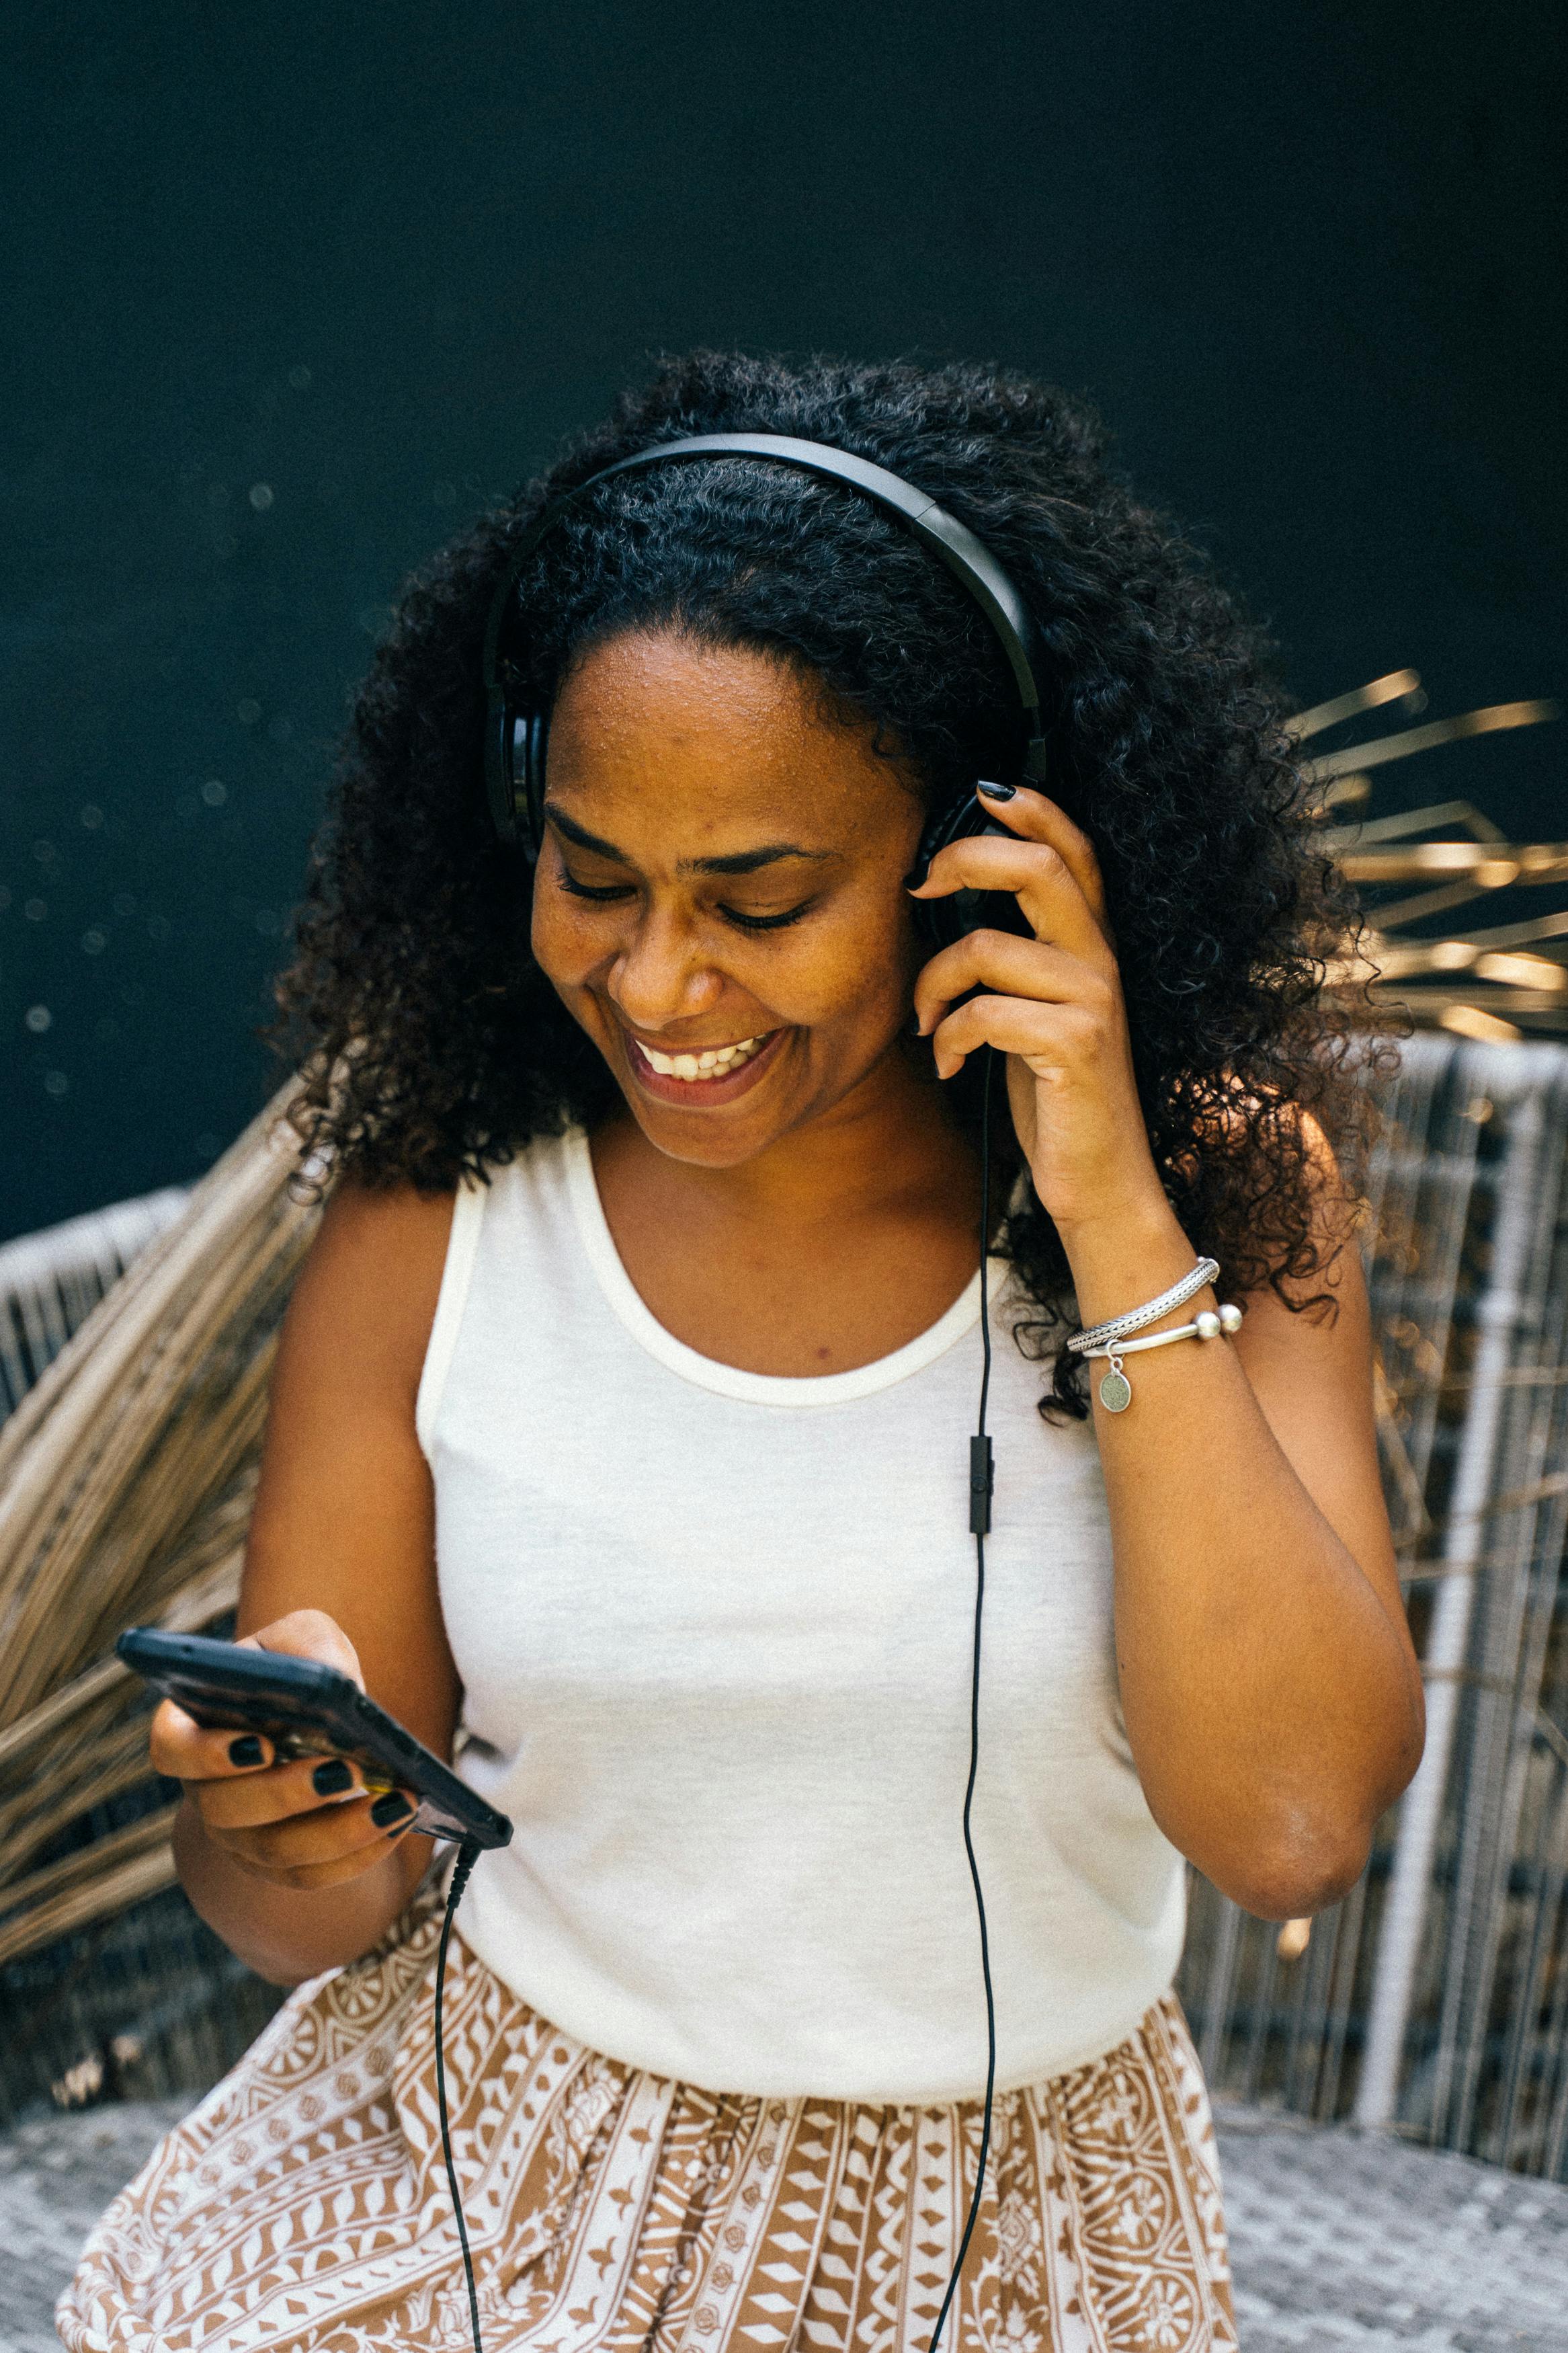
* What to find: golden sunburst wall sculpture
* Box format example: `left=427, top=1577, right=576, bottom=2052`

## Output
left=1301, top=673, right=1563, bottom=1039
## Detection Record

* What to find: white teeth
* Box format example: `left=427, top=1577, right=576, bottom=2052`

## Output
left=639, top=1034, right=767, bottom=1081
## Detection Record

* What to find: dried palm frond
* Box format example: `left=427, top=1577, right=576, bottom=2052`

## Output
left=0, top=1087, right=321, bottom=1960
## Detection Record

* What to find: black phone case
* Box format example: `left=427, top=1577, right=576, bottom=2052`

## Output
left=116, top=1628, right=513, bottom=1851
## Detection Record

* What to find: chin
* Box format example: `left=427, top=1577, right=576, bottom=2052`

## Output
left=617, top=1077, right=800, bottom=1168
left=630, top=1115, right=781, bottom=1169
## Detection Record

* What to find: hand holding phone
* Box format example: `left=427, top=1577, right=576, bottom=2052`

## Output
left=132, top=1611, right=509, bottom=1890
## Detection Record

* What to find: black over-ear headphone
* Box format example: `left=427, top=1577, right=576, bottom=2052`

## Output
left=481, top=432, right=1049, bottom=950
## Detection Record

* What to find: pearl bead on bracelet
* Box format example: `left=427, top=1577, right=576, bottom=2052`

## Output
left=1083, top=1298, right=1245, bottom=1411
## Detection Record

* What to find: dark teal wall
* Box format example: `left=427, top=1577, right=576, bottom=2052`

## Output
left=4, top=0, right=1564, bottom=1239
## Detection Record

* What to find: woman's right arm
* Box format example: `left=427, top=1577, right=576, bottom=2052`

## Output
left=151, top=1179, right=461, bottom=1985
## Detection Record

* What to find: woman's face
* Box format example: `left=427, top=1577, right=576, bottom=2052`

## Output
left=530, top=629, right=930, bottom=1168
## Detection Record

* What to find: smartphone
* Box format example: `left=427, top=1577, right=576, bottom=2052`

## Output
left=117, top=1626, right=513, bottom=1851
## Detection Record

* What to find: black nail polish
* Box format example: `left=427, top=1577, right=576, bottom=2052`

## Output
left=229, top=1734, right=265, bottom=1768
left=370, top=1790, right=413, bottom=1828
left=976, top=779, right=1016, bottom=801
left=902, top=867, right=927, bottom=893
left=313, top=1757, right=354, bottom=1796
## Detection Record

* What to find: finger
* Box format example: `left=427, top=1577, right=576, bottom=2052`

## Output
left=231, top=1839, right=426, bottom=1895
left=911, top=832, right=1110, bottom=962
left=913, top=932, right=1108, bottom=1038
left=973, top=785, right=1108, bottom=922
left=207, top=1788, right=416, bottom=1874
left=930, top=989, right=1109, bottom=1081
left=192, top=1751, right=370, bottom=1830
left=236, top=1609, right=365, bottom=1687
left=149, top=1699, right=274, bottom=1782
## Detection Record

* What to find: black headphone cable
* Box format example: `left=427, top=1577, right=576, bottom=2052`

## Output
left=433, top=1053, right=1001, bottom=2353
left=436, top=1835, right=485, bottom=2353
left=929, top=1044, right=999, bottom=2353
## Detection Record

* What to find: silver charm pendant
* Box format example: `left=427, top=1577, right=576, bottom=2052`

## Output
left=1099, top=1365, right=1132, bottom=1413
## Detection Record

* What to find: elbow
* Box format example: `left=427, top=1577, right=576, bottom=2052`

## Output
left=1224, top=1853, right=1368, bottom=1924
left=1204, top=1683, right=1426, bottom=1923
left=1204, top=1815, right=1374, bottom=1923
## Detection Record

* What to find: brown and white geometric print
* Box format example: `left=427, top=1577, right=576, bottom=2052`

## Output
left=59, top=1895, right=1235, bottom=2353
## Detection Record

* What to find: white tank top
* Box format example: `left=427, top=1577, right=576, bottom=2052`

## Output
left=417, top=1130, right=1185, bottom=2103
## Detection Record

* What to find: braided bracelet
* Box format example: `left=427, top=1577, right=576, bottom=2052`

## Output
left=1066, top=1257, right=1221, bottom=1358
left=1083, top=1302, right=1244, bottom=1412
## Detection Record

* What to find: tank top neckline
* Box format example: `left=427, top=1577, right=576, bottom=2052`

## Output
left=563, top=1127, right=984, bottom=1409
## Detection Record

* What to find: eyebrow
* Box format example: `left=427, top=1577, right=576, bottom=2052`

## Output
left=544, top=803, right=839, bottom=875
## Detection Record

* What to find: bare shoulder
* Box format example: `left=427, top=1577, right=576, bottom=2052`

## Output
left=276, top=1176, right=460, bottom=1410
left=241, top=1176, right=462, bottom=1693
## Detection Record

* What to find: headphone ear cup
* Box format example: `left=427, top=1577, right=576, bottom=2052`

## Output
left=520, top=711, right=548, bottom=864
left=911, top=881, right=963, bottom=953
left=911, top=790, right=1035, bottom=950
left=485, top=691, right=520, bottom=846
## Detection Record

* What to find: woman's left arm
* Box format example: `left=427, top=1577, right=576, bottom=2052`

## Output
left=912, top=787, right=1426, bottom=1921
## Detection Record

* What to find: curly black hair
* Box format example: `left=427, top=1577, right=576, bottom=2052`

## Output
left=271, top=349, right=1370, bottom=1415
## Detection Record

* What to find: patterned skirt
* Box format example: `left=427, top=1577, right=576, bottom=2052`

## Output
left=58, top=1892, right=1235, bottom=2353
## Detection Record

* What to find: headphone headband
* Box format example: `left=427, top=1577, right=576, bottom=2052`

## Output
left=482, top=432, right=1049, bottom=852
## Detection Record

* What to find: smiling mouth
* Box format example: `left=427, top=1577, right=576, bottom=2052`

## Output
left=631, top=1031, right=776, bottom=1082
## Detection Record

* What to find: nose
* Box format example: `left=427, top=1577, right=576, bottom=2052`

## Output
left=606, top=902, right=724, bottom=1031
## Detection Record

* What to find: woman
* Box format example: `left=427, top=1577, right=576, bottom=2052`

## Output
left=62, top=352, right=1422, bottom=2353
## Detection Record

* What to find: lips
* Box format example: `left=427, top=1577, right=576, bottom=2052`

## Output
left=638, top=1032, right=770, bottom=1080
left=622, top=1026, right=787, bottom=1105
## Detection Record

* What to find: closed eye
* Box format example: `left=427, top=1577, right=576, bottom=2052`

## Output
left=558, top=872, right=815, bottom=932
left=557, top=874, right=633, bottom=904
left=720, top=901, right=815, bottom=933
